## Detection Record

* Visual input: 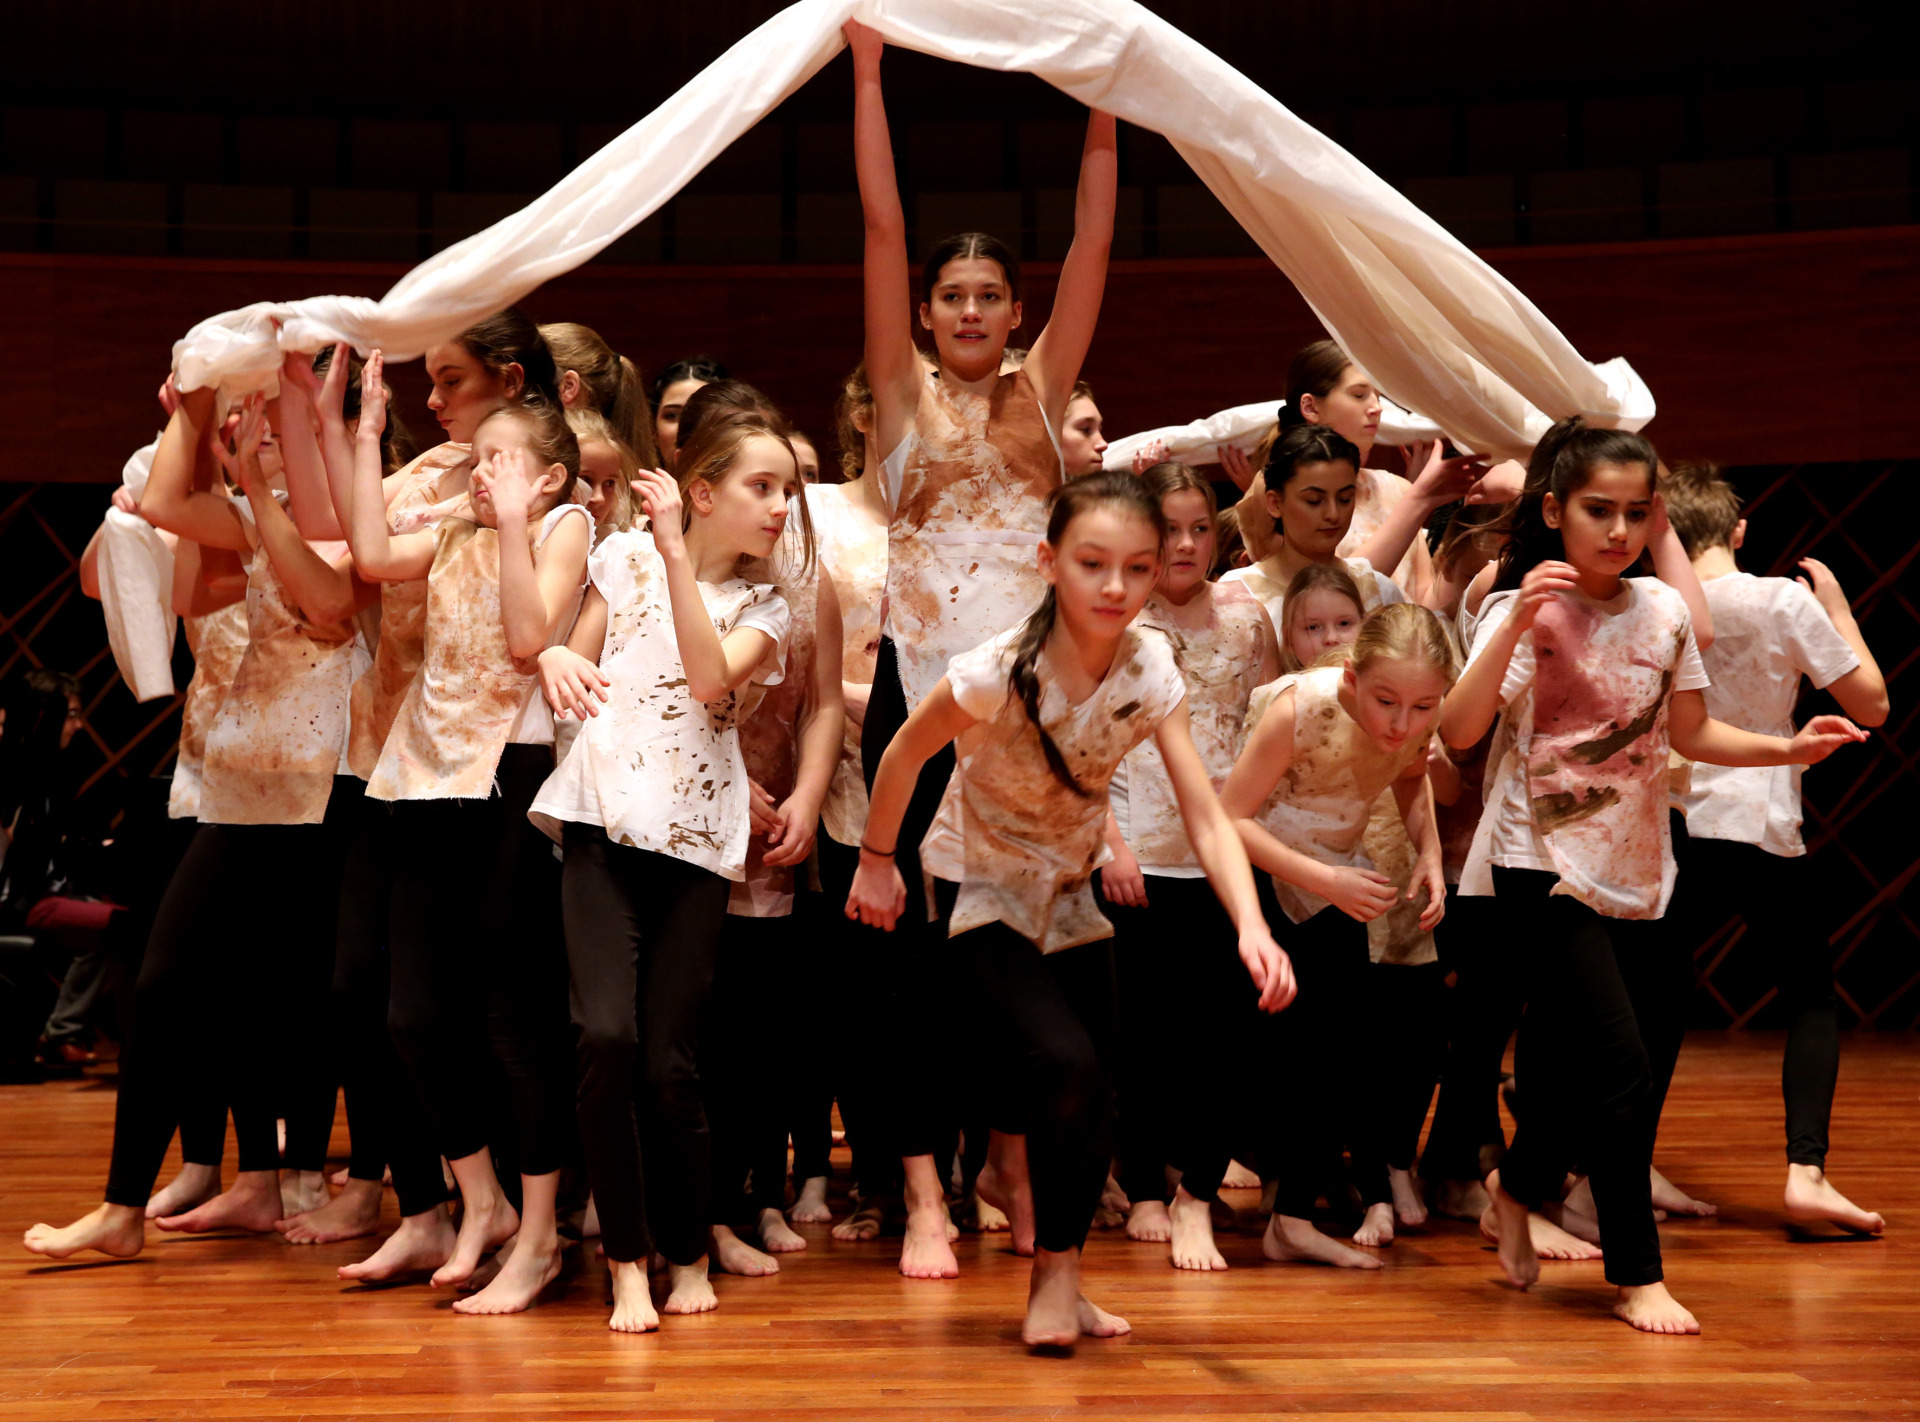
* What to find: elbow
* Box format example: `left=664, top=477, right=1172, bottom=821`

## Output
left=687, top=675, right=730, bottom=705
left=1853, top=690, right=1891, bottom=729
left=506, top=629, right=547, bottom=662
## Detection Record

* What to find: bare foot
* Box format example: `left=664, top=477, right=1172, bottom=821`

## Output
left=155, top=1171, right=282, bottom=1234
left=453, top=1231, right=562, bottom=1315
left=1353, top=1201, right=1396, bottom=1248
left=279, top=1178, right=383, bottom=1244
left=758, top=1207, right=807, bottom=1254
left=580, top=1194, right=600, bottom=1239
left=1614, top=1280, right=1700, bottom=1334
left=899, top=1199, right=960, bottom=1279
left=1389, top=1168, right=1428, bottom=1227
left=145, top=1163, right=220, bottom=1220
left=1168, top=1187, right=1227, bottom=1271
left=1023, top=1247, right=1085, bottom=1348
left=1428, top=1175, right=1490, bottom=1222
left=279, top=1170, right=329, bottom=1219
left=663, top=1255, right=719, bottom=1313
left=1784, top=1164, right=1885, bottom=1235
left=330, top=1166, right=350, bottom=1189
left=607, top=1258, right=658, bottom=1333
left=712, top=1223, right=779, bottom=1276
left=832, top=1201, right=885, bottom=1242
left=1093, top=1174, right=1129, bottom=1230
left=1077, top=1295, right=1130, bottom=1338
left=1126, top=1198, right=1171, bottom=1244
left=1482, top=1170, right=1540, bottom=1288
left=430, top=1190, right=518, bottom=1288
left=1649, top=1165, right=1717, bottom=1218
left=961, top=1188, right=1010, bottom=1232
left=24, top=1202, right=144, bottom=1259
left=975, top=1141, right=1035, bottom=1257
left=1221, top=1159, right=1261, bottom=1190
left=339, top=1206, right=457, bottom=1282
left=789, top=1175, right=832, bottom=1225
left=1539, top=1200, right=1604, bottom=1247
left=460, top=1235, right=510, bottom=1294
left=1261, top=1213, right=1384, bottom=1269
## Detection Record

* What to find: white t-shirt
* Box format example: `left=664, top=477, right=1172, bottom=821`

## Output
left=529, top=529, right=789, bottom=880
left=1680, top=572, right=1858, bottom=856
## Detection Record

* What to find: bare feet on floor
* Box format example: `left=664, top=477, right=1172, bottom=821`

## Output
left=1221, top=1159, right=1261, bottom=1190
left=1024, top=1246, right=1115, bottom=1348
left=1649, top=1165, right=1717, bottom=1218
left=757, top=1207, right=807, bottom=1253
left=145, top=1163, right=220, bottom=1220
left=154, top=1170, right=282, bottom=1234
left=1428, top=1175, right=1490, bottom=1222
left=279, top=1178, right=383, bottom=1244
left=832, top=1200, right=885, bottom=1242
left=1784, top=1164, right=1885, bottom=1235
left=1614, top=1280, right=1700, bottom=1334
left=1539, top=1187, right=1604, bottom=1247
left=1168, top=1187, right=1227, bottom=1271
left=279, top=1170, right=329, bottom=1219
left=453, top=1229, right=563, bottom=1315
left=23, top=1202, right=145, bottom=1260
left=1352, top=1201, right=1396, bottom=1248
left=788, top=1175, right=832, bottom=1225
left=712, top=1223, right=779, bottom=1276
left=1093, top=1174, right=1129, bottom=1230
left=899, top=1197, right=960, bottom=1279
left=975, top=1137, right=1036, bottom=1257
left=607, top=1258, right=659, bottom=1333
left=339, top=1206, right=457, bottom=1282
left=1388, top=1167, right=1428, bottom=1227
left=430, top=1191, right=518, bottom=1288
left=1126, top=1198, right=1171, bottom=1244
left=961, top=1187, right=1010, bottom=1233
left=1261, top=1212, right=1384, bottom=1269
left=1482, top=1170, right=1541, bottom=1289
left=664, top=1255, right=719, bottom=1314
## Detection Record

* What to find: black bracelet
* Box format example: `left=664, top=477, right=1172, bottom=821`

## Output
left=859, top=840, right=896, bottom=858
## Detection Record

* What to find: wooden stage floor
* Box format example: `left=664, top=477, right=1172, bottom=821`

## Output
left=4, top=1032, right=1917, bottom=1421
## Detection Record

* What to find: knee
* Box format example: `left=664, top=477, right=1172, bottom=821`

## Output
left=640, top=1041, right=703, bottom=1125
left=574, top=1012, right=637, bottom=1087
left=1036, top=1036, right=1103, bottom=1124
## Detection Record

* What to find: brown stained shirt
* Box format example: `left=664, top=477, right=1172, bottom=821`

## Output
left=921, top=625, right=1188, bottom=954
left=1219, top=554, right=1400, bottom=632
left=806, top=480, right=887, bottom=848
left=366, top=504, right=589, bottom=803
left=1246, top=664, right=1424, bottom=925
left=347, top=442, right=473, bottom=779
left=884, top=368, right=1060, bottom=712
left=1117, top=579, right=1278, bottom=871
left=197, top=506, right=357, bottom=826
left=168, top=599, right=252, bottom=820
left=1342, top=467, right=1420, bottom=588
left=529, top=529, right=789, bottom=880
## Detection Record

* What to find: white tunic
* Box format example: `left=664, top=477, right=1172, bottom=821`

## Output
left=805, top=480, right=887, bottom=848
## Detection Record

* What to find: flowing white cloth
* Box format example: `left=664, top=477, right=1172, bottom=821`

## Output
left=95, top=439, right=178, bottom=703
left=169, top=0, right=1651, bottom=460
left=1102, top=396, right=1446, bottom=472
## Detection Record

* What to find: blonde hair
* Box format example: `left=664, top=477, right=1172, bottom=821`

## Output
left=566, top=407, right=637, bottom=534
left=1347, top=602, right=1461, bottom=686
left=1277, top=562, right=1367, bottom=673
left=833, top=363, right=872, bottom=482
left=539, top=321, right=659, bottom=467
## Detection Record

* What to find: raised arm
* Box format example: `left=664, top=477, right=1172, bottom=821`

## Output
left=344, top=352, right=435, bottom=582
left=477, top=448, right=590, bottom=660
left=1024, top=109, right=1118, bottom=431
left=275, top=352, right=346, bottom=540
left=635, top=468, right=773, bottom=703
left=139, top=387, right=250, bottom=553
left=1354, top=444, right=1487, bottom=601
left=846, top=677, right=977, bottom=930
left=848, top=20, right=922, bottom=463
left=765, top=571, right=849, bottom=869
left=219, top=395, right=356, bottom=626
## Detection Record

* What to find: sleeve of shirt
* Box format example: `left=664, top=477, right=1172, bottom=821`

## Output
left=1372, top=568, right=1408, bottom=606
left=1143, top=630, right=1191, bottom=722
left=1673, top=615, right=1710, bottom=693
left=587, top=530, right=637, bottom=607
left=734, top=588, right=792, bottom=688
left=945, top=633, right=1016, bottom=722
left=1467, top=592, right=1533, bottom=706
left=1780, top=582, right=1862, bottom=690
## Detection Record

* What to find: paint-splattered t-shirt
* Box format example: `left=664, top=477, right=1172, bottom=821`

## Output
left=529, top=529, right=789, bottom=881
left=1463, top=578, right=1707, bottom=918
left=1680, top=572, right=1858, bottom=857
left=921, top=624, right=1187, bottom=954
left=168, top=598, right=251, bottom=821
left=1111, top=579, right=1278, bottom=875
left=1219, top=555, right=1403, bottom=632
left=806, top=479, right=887, bottom=848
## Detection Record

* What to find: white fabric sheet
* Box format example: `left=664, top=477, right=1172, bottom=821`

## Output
left=95, top=438, right=178, bottom=703
left=1102, top=396, right=1444, bottom=473
left=169, top=0, right=1651, bottom=460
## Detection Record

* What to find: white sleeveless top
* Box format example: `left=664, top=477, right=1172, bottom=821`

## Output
left=805, top=480, right=887, bottom=847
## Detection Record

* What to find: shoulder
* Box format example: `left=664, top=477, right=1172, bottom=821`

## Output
left=1126, top=624, right=1185, bottom=687
left=1359, top=466, right=1410, bottom=506
left=537, top=501, right=592, bottom=544
left=1245, top=674, right=1301, bottom=737
left=1631, top=575, right=1689, bottom=619
left=952, top=625, right=1024, bottom=684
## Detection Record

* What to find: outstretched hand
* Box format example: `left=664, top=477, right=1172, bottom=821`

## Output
left=1788, top=714, right=1868, bottom=766
left=279, top=349, right=324, bottom=404
left=843, top=17, right=883, bottom=62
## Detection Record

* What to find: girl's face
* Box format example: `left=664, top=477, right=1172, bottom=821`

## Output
left=1301, top=364, right=1382, bottom=461
left=1040, top=505, right=1162, bottom=642
left=425, top=342, right=514, bottom=445
left=1060, top=396, right=1107, bottom=477
left=1344, top=658, right=1450, bottom=753
left=579, top=440, right=626, bottom=530
left=469, top=421, right=563, bottom=531
left=655, top=378, right=709, bottom=467
left=920, top=256, right=1021, bottom=377
left=791, top=434, right=821, bottom=484
left=1287, top=587, right=1363, bottom=667
left=1157, top=488, right=1215, bottom=601
left=693, top=434, right=800, bottom=561
left=1267, top=459, right=1358, bottom=559
left=1544, top=461, right=1655, bottom=585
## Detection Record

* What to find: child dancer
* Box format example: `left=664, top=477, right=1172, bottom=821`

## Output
left=544, top=320, right=660, bottom=467
left=570, top=408, right=638, bottom=542
left=1101, top=462, right=1280, bottom=1270
left=650, top=355, right=727, bottom=467
left=1220, top=602, right=1453, bottom=1267
left=1663, top=463, right=1889, bottom=1235
left=850, top=472, right=1292, bottom=1347
left=531, top=412, right=800, bottom=1333
left=1441, top=418, right=1865, bottom=1334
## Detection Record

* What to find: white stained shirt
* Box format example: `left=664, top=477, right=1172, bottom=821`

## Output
left=1219, top=555, right=1405, bottom=632
left=529, top=529, right=789, bottom=880
left=920, top=624, right=1189, bottom=954
left=1468, top=578, right=1708, bottom=880
left=1680, top=572, right=1859, bottom=856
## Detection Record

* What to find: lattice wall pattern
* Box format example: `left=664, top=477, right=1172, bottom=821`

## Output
left=3, top=467, right=1916, bottom=1030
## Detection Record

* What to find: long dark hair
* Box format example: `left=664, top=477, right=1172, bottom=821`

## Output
left=921, top=231, right=1022, bottom=305
left=650, top=355, right=729, bottom=408
left=1006, top=472, right=1165, bottom=798
left=1277, top=339, right=1353, bottom=430
left=456, top=307, right=560, bottom=407
left=540, top=321, right=658, bottom=467
left=1488, top=417, right=1660, bottom=592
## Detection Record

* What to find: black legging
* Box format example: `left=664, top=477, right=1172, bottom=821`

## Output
left=814, top=832, right=905, bottom=1203
left=386, top=745, right=575, bottom=1180
left=331, top=788, right=450, bottom=1219
left=1364, top=959, right=1450, bottom=1174
left=1107, top=874, right=1260, bottom=1206
left=1421, top=893, right=1525, bottom=1183
left=936, top=879, right=1116, bottom=1255
left=1669, top=821, right=1837, bottom=1166
left=706, top=914, right=796, bottom=1224
left=563, top=825, right=729, bottom=1266
left=105, top=787, right=354, bottom=1207
left=1490, top=866, right=1666, bottom=1288
left=784, top=872, right=838, bottom=1188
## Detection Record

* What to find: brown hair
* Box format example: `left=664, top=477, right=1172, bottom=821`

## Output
left=1488, top=416, right=1660, bottom=592
left=833, top=363, right=873, bottom=483
left=1348, top=602, right=1461, bottom=685
left=671, top=410, right=815, bottom=579
left=456, top=307, right=559, bottom=406
left=310, top=346, right=416, bottom=474
left=476, top=398, right=579, bottom=518
left=1662, top=461, right=1742, bottom=557
left=1139, top=460, right=1217, bottom=518
left=921, top=232, right=1022, bottom=305
left=1211, top=505, right=1247, bottom=577
left=540, top=321, right=658, bottom=468
left=565, top=407, right=637, bottom=534
left=675, top=380, right=783, bottom=467
left=1279, top=339, right=1355, bottom=430
left=1277, top=562, right=1367, bottom=673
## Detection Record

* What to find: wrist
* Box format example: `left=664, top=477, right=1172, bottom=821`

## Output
left=858, top=838, right=896, bottom=860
